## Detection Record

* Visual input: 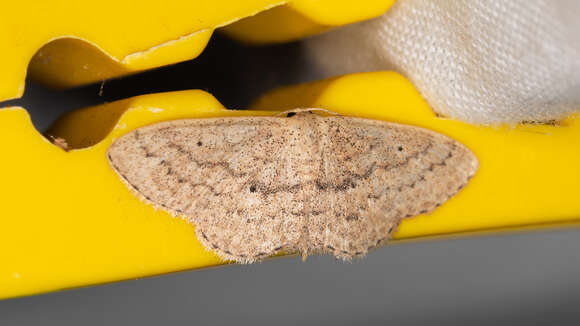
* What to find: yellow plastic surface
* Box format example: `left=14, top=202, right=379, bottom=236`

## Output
left=0, top=0, right=284, bottom=102
left=0, top=91, right=275, bottom=299
left=1, top=72, right=579, bottom=299
left=223, top=0, right=395, bottom=43
left=0, top=0, right=391, bottom=102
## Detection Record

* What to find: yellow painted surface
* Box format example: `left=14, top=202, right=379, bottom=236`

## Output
left=0, top=91, right=275, bottom=299
left=0, top=0, right=284, bottom=101
left=223, top=0, right=395, bottom=43
left=1, top=72, right=578, bottom=299
left=0, top=0, right=391, bottom=102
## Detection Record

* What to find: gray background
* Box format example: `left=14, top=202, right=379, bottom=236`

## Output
left=1, top=34, right=579, bottom=325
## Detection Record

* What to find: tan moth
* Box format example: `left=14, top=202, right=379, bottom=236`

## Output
left=107, top=110, right=478, bottom=263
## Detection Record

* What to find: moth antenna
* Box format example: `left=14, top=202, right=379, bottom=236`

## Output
left=276, top=107, right=341, bottom=117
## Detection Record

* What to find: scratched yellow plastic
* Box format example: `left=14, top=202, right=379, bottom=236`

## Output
left=1, top=72, right=579, bottom=299
left=0, top=0, right=392, bottom=102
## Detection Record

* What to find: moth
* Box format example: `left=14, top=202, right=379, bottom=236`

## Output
left=107, top=110, right=478, bottom=263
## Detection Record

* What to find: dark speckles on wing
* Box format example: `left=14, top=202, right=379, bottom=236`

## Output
left=106, top=111, right=478, bottom=263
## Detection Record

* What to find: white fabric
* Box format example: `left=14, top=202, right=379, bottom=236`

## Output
left=305, top=0, right=580, bottom=124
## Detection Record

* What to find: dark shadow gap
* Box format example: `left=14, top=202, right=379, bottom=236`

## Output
left=1, top=33, right=320, bottom=132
